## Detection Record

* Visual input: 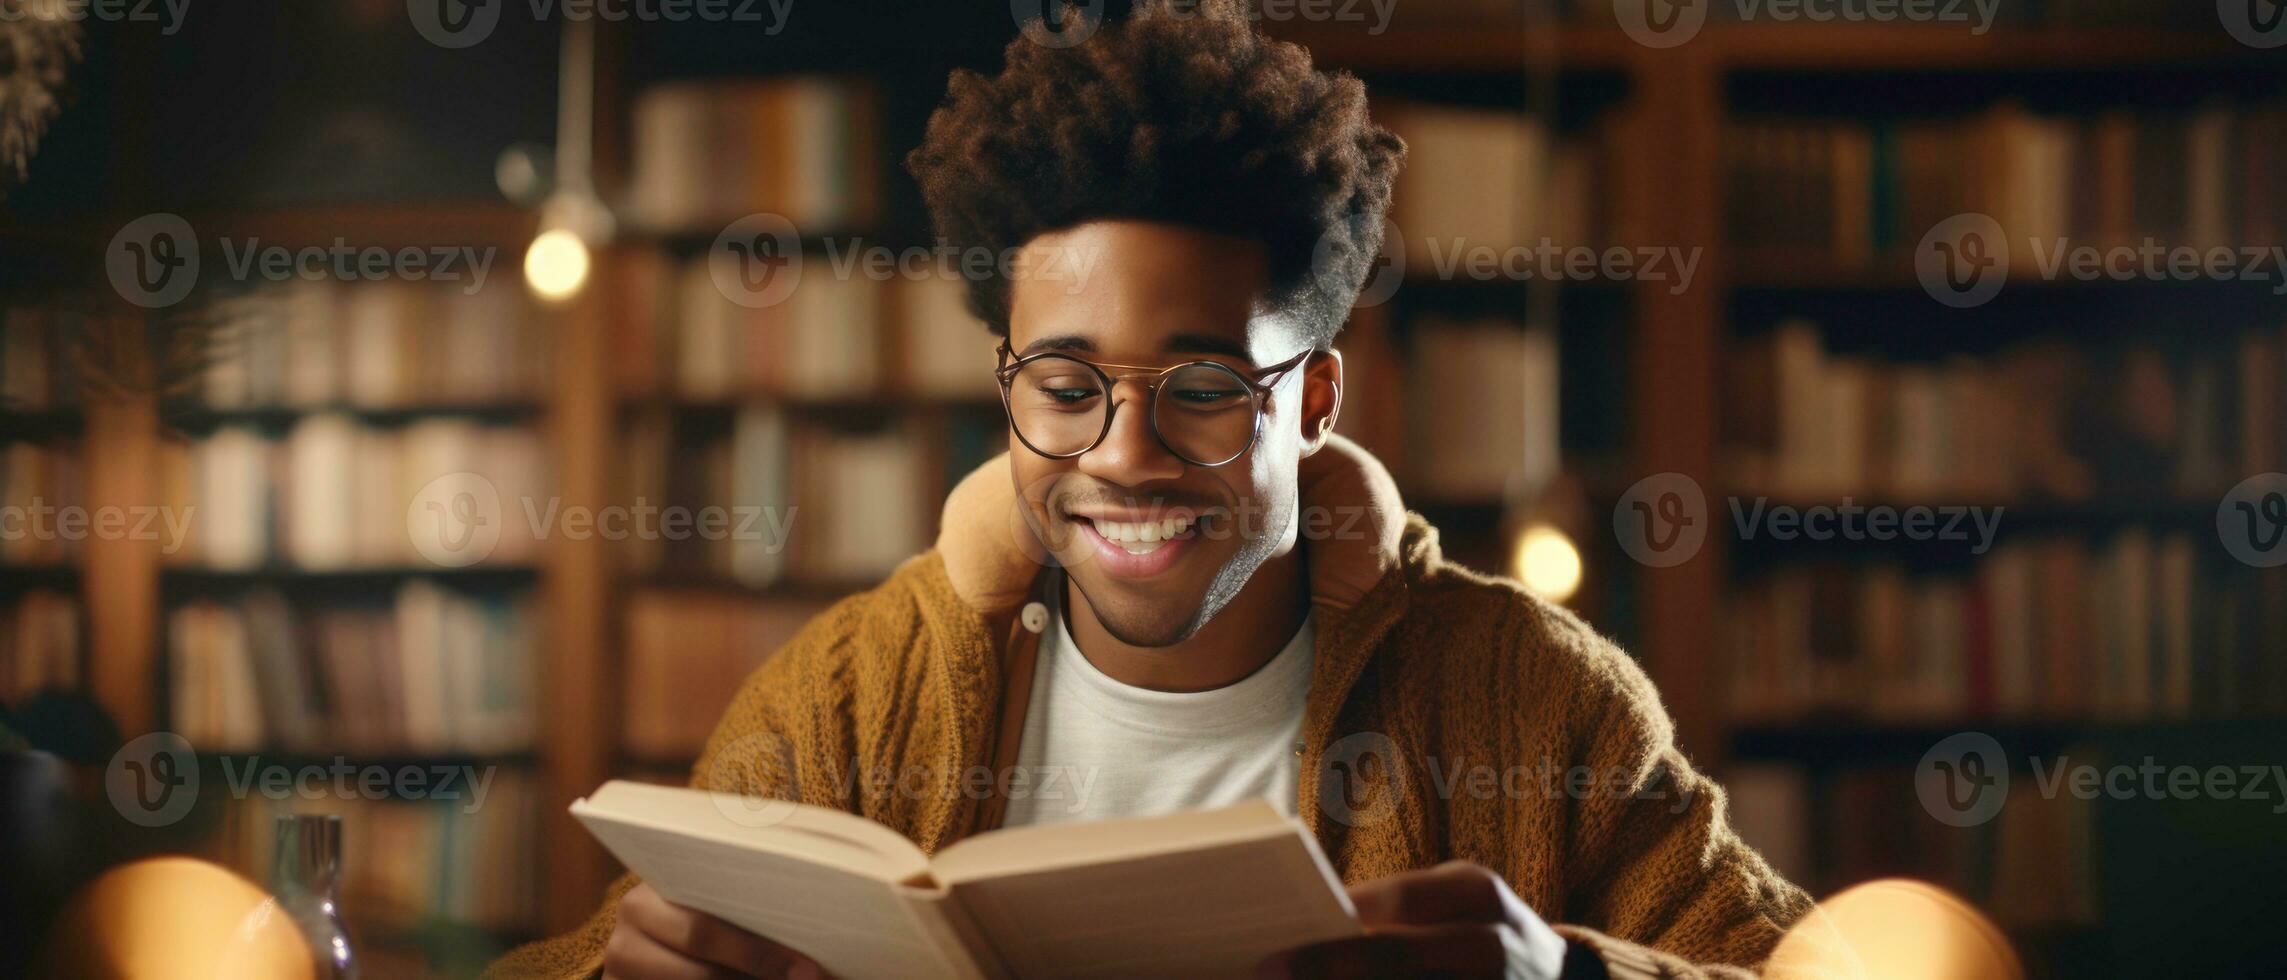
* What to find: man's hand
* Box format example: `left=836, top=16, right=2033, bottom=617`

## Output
left=1257, top=862, right=1569, bottom=979
left=603, top=883, right=824, bottom=980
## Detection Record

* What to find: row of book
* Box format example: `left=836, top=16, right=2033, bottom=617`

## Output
left=623, top=593, right=829, bottom=761
left=629, top=77, right=884, bottom=234
left=1724, top=319, right=2287, bottom=501
left=1725, top=762, right=2098, bottom=928
left=617, top=406, right=1001, bottom=587
left=2, top=304, right=85, bottom=410
left=1380, top=100, right=1609, bottom=269
left=1728, top=100, right=2287, bottom=260
left=1724, top=532, right=2287, bottom=723
left=160, top=417, right=548, bottom=571
left=167, top=584, right=536, bottom=754
left=1402, top=317, right=1561, bottom=502
left=193, top=279, right=549, bottom=410
left=1, top=590, right=78, bottom=708
left=1, top=441, right=81, bottom=565
left=607, top=251, right=997, bottom=402
left=202, top=769, right=538, bottom=935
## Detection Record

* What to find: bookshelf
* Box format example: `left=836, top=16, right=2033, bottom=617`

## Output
left=0, top=205, right=571, bottom=973
left=9, top=8, right=2277, bottom=977
left=1274, top=12, right=2287, bottom=976
left=2, top=299, right=89, bottom=719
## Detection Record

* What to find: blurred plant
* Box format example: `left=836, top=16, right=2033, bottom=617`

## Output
left=0, top=0, right=82, bottom=184
left=68, top=303, right=230, bottom=407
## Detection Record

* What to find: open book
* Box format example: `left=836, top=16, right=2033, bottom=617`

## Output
left=572, top=781, right=1362, bottom=980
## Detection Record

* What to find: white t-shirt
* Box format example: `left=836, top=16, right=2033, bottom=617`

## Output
left=998, top=583, right=1316, bottom=827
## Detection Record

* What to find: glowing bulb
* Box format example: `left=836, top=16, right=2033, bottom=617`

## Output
left=1512, top=523, right=1582, bottom=603
left=524, top=228, right=591, bottom=301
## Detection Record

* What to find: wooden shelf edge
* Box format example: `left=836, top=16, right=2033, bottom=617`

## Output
left=1274, top=23, right=2258, bottom=74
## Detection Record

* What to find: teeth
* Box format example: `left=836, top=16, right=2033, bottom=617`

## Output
left=1088, top=516, right=1195, bottom=554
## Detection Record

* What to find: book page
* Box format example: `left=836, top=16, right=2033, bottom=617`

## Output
left=931, top=798, right=1298, bottom=879
left=572, top=783, right=985, bottom=979
left=941, top=809, right=1360, bottom=979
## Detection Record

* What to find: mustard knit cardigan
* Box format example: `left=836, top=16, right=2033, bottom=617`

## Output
left=492, top=516, right=1810, bottom=978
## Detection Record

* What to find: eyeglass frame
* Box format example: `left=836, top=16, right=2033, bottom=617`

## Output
left=992, top=341, right=1316, bottom=467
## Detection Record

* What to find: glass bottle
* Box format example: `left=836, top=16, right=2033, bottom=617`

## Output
left=272, top=813, right=358, bottom=979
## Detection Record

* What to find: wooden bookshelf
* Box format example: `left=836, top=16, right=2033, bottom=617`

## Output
left=22, top=12, right=2280, bottom=976
left=0, top=206, right=564, bottom=972
left=1271, top=22, right=2259, bottom=73
left=1287, top=15, right=2287, bottom=976
left=1730, top=717, right=2287, bottom=767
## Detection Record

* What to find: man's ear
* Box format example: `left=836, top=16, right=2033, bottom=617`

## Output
left=1298, top=347, right=1344, bottom=458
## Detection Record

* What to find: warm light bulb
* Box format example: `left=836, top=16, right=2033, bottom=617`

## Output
left=1512, top=523, right=1582, bottom=603
left=524, top=228, right=591, bottom=301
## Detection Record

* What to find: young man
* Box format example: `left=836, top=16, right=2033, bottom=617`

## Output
left=496, top=3, right=1807, bottom=977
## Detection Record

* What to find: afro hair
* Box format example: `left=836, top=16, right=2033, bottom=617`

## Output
left=905, top=0, right=1405, bottom=347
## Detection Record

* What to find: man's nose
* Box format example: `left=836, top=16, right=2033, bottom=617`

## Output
left=1075, top=378, right=1185, bottom=485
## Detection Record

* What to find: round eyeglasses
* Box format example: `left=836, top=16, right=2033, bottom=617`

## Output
left=994, top=342, right=1313, bottom=467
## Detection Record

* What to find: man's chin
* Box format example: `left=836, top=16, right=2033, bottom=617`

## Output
left=1065, top=575, right=1210, bottom=649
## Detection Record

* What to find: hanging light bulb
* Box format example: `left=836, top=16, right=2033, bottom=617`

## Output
left=1511, top=521, right=1583, bottom=604
left=524, top=227, right=590, bottom=301
left=516, top=19, right=612, bottom=303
